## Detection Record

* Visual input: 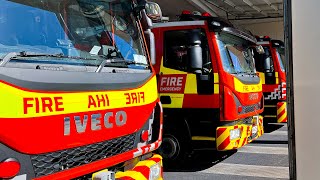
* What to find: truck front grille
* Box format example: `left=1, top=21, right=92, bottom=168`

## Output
left=241, top=104, right=260, bottom=114
left=31, top=134, right=136, bottom=177
left=233, top=94, right=260, bottom=114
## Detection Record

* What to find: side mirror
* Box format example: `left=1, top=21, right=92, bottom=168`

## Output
left=188, top=30, right=203, bottom=73
left=145, top=2, right=163, bottom=22
left=145, top=29, right=156, bottom=65
left=256, top=45, right=265, bottom=54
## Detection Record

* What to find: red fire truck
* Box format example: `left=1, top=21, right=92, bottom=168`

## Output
left=148, top=8, right=264, bottom=162
left=254, top=36, right=287, bottom=123
left=0, top=0, right=163, bottom=179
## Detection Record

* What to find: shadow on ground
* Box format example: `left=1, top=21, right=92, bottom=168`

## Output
left=163, top=124, right=287, bottom=172
left=263, top=123, right=285, bottom=133
left=163, top=149, right=237, bottom=172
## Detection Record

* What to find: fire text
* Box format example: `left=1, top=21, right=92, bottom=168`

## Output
left=88, top=94, right=110, bottom=108
left=23, top=97, right=64, bottom=114
left=124, top=92, right=145, bottom=104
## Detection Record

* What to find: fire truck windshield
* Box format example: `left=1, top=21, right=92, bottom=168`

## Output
left=217, top=33, right=256, bottom=75
left=276, top=50, right=285, bottom=72
left=0, top=0, right=148, bottom=70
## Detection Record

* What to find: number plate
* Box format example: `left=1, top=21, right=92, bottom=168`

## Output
left=92, top=169, right=115, bottom=180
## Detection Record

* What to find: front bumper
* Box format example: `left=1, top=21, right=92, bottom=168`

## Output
left=116, top=154, right=163, bottom=180
left=216, top=116, right=264, bottom=151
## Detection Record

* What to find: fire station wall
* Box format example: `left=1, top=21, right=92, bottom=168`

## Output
left=232, top=18, right=284, bottom=41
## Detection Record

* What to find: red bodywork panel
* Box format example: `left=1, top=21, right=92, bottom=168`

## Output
left=0, top=104, right=155, bottom=154
left=0, top=75, right=159, bottom=154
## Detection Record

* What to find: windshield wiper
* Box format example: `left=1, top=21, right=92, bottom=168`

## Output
left=0, top=51, right=97, bottom=67
left=125, top=60, right=149, bottom=67
left=96, top=58, right=127, bottom=72
left=0, top=52, right=19, bottom=66
left=235, top=71, right=257, bottom=76
left=95, top=59, right=149, bottom=72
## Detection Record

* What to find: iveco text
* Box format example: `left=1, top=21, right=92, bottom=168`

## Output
left=64, top=111, right=127, bottom=136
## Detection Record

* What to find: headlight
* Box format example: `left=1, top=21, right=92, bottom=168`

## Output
left=149, top=162, right=161, bottom=180
left=230, top=128, right=241, bottom=140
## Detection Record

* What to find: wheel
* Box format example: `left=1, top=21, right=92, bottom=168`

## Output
left=157, top=127, right=190, bottom=163
left=158, top=134, right=181, bottom=160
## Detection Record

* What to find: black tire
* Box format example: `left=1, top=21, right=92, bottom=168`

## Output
left=157, top=127, right=190, bottom=164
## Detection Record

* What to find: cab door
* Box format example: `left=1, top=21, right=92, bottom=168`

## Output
left=158, top=27, right=218, bottom=109
left=254, top=45, right=277, bottom=85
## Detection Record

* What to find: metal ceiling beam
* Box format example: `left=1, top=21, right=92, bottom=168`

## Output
left=230, top=3, right=283, bottom=8
left=204, top=0, right=240, bottom=18
left=228, top=16, right=283, bottom=20
left=187, top=0, right=219, bottom=16
left=263, top=0, right=272, bottom=5
left=263, top=0, right=279, bottom=11
left=223, top=0, right=236, bottom=8
left=242, top=0, right=271, bottom=17
left=220, top=0, right=252, bottom=18
left=228, top=10, right=282, bottom=14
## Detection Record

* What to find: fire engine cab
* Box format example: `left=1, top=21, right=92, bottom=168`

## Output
left=254, top=36, right=287, bottom=123
left=148, top=7, right=265, bottom=162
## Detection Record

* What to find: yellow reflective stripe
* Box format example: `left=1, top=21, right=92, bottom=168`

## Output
left=159, top=57, right=188, bottom=75
left=0, top=76, right=158, bottom=118
left=159, top=56, right=186, bottom=108
left=216, top=123, right=265, bottom=150
left=238, top=126, right=248, bottom=147
left=184, top=74, right=197, bottom=94
left=151, top=154, right=163, bottom=167
left=277, top=102, right=287, bottom=123
left=217, top=127, right=233, bottom=149
left=214, top=73, right=219, bottom=94
left=278, top=114, right=286, bottom=123
left=214, top=84, right=219, bottom=94
left=265, top=115, right=277, bottom=118
left=92, top=169, right=109, bottom=180
left=275, top=72, right=279, bottom=77
left=151, top=154, right=162, bottom=159
left=259, top=116, right=264, bottom=135
left=160, top=68, right=187, bottom=74
left=115, top=171, right=147, bottom=180
left=160, top=93, right=184, bottom=108
left=259, top=72, right=265, bottom=84
left=275, top=72, right=279, bottom=84
left=277, top=104, right=286, bottom=115
left=192, top=136, right=216, bottom=141
left=234, top=77, right=262, bottom=93
left=214, top=73, right=219, bottom=83
left=135, top=160, right=157, bottom=168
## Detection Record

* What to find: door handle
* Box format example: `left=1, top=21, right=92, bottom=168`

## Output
left=160, top=96, right=171, bottom=104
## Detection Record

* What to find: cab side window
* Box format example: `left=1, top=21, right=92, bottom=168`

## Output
left=164, top=30, right=189, bottom=71
left=253, top=47, right=274, bottom=72
left=164, top=29, right=211, bottom=72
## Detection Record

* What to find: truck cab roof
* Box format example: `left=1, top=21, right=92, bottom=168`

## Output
left=152, top=20, right=205, bottom=28
left=151, top=11, right=257, bottom=44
